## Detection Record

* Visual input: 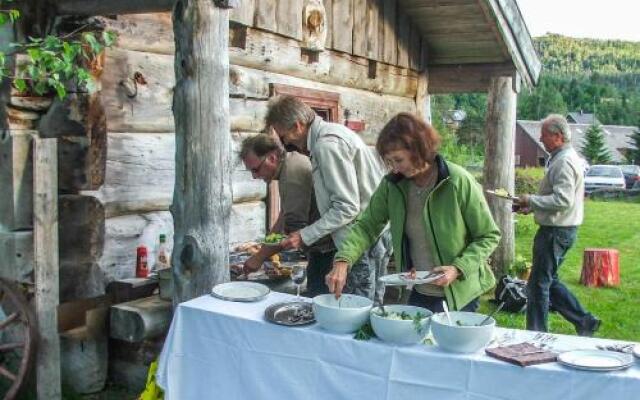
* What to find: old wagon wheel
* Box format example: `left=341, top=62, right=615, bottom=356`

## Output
left=0, top=279, right=36, bottom=400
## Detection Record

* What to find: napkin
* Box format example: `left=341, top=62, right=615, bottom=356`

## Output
left=485, top=342, right=557, bottom=367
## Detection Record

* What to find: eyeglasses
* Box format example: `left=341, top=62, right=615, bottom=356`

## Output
left=249, top=157, right=267, bottom=174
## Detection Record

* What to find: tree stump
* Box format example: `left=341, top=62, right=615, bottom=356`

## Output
left=581, top=248, right=620, bottom=287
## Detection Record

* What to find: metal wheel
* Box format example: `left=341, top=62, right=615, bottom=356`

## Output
left=0, top=279, right=36, bottom=400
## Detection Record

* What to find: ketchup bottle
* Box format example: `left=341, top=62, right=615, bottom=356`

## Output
left=136, top=245, right=149, bottom=278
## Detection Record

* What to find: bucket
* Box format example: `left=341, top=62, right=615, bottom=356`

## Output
left=158, top=267, right=173, bottom=301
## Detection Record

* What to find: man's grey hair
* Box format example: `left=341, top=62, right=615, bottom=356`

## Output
left=265, top=95, right=316, bottom=131
left=542, top=114, right=571, bottom=142
left=239, top=133, right=284, bottom=160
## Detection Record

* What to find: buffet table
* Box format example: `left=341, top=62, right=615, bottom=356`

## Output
left=157, top=292, right=640, bottom=400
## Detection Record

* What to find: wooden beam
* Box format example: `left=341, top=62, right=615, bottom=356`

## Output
left=483, top=76, right=516, bottom=277
left=34, top=138, right=61, bottom=400
left=477, top=0, right=538, bottom=87
left=0, top=130, right=34, bottom=231
left=55, top=0, right=176, bottom=15
left=171, top=0, right=234, bottom=303
left=427, top=62, right=515, bottom=94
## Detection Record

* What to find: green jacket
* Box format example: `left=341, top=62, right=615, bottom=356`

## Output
left=335, top=156, right=500, bottom=310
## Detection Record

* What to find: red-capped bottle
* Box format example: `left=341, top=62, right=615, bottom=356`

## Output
left=136, top=245, right=149, bottom=278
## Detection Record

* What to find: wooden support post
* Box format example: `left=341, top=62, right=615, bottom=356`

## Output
left=34, top=137, right=61, bottom=400
left=171, top=0, right=236, bottom=303
left=483, top=76, right=516, bottom=277
left=416, top=70, right=431, bottom=124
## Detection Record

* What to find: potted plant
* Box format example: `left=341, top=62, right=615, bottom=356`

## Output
left=511, top=255, right=532, bottom=281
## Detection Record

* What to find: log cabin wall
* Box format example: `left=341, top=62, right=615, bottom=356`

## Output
left=2, top=1, right=424, bottom=302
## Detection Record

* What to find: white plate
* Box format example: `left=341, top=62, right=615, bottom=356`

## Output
left=211, top=282, right=270, bottom=302
left=379, top=271, right=445, bottom=286
left=558, top=350, right=634, bottom=371
left=633, top=345, right=640, bottom=359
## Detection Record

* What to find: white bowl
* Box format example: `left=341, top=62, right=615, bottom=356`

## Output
left=370, top=305, right=432, bottom=345
left=312, top=294, right=373, bottom=334
left=431, top=311, right=495, bottom=353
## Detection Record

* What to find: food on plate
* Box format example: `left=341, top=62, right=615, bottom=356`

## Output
left=234, top=242, right=260, bottom=255
left=263, top=233, right=287, bottom=244
left=402, top=268, right=417, bottom=280
left=265, top=264, right=291, bottom=278
left=374, top=310, right=428, bottom=321
left=493, top=188, right=511, bottom=198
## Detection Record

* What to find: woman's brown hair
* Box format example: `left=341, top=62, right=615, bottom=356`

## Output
left=376, top=112, right=441, bottom=166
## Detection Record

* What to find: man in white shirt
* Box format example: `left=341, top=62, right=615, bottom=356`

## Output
left=265, top=95, right=391, bottom=302
left=516, top=114, right=600, bottom=336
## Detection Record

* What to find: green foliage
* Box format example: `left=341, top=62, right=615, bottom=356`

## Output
left=515, top=167, right=544, bottom=195
left=627, top=128, right=640, bottom=165
left=516, top=35, right=640, bottom=128
left=581, top=124, right=612, bottom=164
left=0, top=3, right=117, bottom=99
left=509, top=254, right=531, bottom=276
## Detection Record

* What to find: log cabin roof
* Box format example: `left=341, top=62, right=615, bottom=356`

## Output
left=54, top=0, right=541, bottom=92
left=400, top=0, right=541, bottom=90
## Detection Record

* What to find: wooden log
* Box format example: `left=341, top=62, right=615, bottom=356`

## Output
left=416, top=70, right=430, bottom=124
left=276, top=0, right=302, bottom=40
left=101, top=48, right=175, bottom=133
left=483, top=76, right=516, bottom=277
left=396, top=9, right=410, bottom=69
left=365, top=0, right=379, bottom=60
left=101, top=18, right=418, bottom=98
left=581, top=248, right=620, bottom=287
left=231, top=27, right=418, bottom=97
left=255, top=0, right=277, bottom=32
left=99, top=14, right=175, bottom=55
left=0, top=231, right=34, bottom=283
left=38, top=93, right=107, bottom=190
left=172, top=0, right=235, bottom=302
left=352, top=0, right=367, bottom=57
left=382, top=0, right=397, bottom=65
left=230, top=65, right=416, bottom=144
left=332, top=0, right=353, bottom=54
left=231, top=0, right=256, bottom=26
left=323, top=0, right=333, bottom=48
left=34, top=137, right=61, bottom=400
left=84, top=131, right=265, bottom=217
left=59, top=195, right=105, bottom=265
left=428, top=62, right=515, bottom=94
left=0, top=129, right=34, bottom=231
left=109, top=295, right=172, bottom=342
left=54, top=0, right=176, bottom=16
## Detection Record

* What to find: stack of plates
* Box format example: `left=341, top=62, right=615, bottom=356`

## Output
left=558, top=350, right=634, bottom=371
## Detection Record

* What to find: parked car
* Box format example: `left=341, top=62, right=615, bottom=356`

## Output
left=584, top=165, right=626, bottom=194
left=620, top=165, right=640, bottom=189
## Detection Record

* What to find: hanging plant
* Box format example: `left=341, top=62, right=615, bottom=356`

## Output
left=0, top=1, right=116, bottom=99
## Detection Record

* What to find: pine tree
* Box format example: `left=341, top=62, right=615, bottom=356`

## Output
left=628, top=128, right=640, bottom=165
left=581, top=123, right=612, bottom=164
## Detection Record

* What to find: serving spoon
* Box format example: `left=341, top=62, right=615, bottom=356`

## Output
left=478, top=302, right=505, bottom=326
left=442, top=301, right=453, bottom=325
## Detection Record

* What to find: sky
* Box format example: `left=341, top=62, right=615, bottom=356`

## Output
left=516, top=0, right=639, bottom=42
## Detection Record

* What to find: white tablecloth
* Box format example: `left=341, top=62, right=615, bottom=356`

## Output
left=157, top=292, right=640, bottom=400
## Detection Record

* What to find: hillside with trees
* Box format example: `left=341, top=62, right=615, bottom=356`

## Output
left=434, top=34, right=640, bottom=161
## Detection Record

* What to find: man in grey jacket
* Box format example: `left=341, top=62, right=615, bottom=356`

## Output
left=265, top=95, right=391, bottom=302
left=516, top=114, right=600, bottom=336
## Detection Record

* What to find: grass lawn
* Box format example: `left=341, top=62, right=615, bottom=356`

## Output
left=479, top=198, right=640, bottom=341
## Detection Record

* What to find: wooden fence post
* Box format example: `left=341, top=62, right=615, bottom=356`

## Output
left=34, top=137, right=61, bottom=399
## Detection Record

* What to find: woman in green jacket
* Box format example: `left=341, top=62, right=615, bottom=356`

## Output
left=326, top=113, right=500, bottom=312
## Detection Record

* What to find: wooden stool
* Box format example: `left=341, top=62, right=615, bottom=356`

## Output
left=580, top=248, right=620, bottom=287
